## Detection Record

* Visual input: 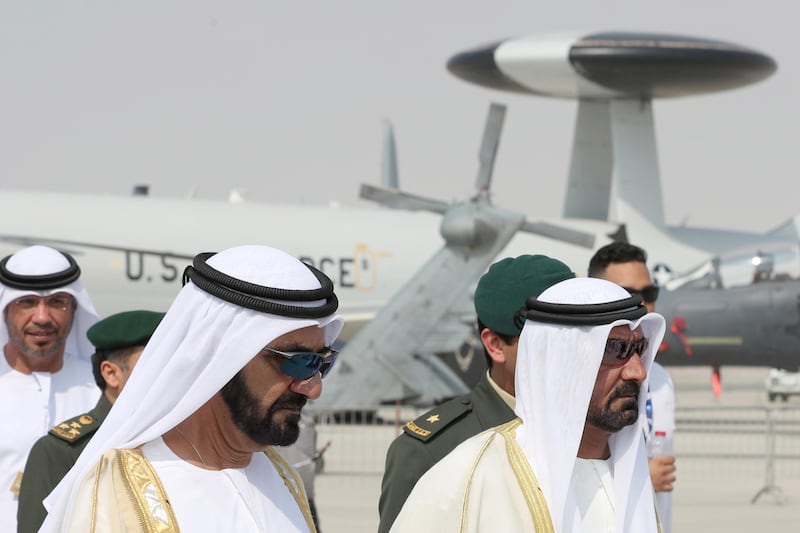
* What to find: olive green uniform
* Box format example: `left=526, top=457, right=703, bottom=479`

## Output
left=17, top=395, right=111, bottom=533
left=377, top=373, right=515, bottom=533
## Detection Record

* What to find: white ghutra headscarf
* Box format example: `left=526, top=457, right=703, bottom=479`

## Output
left=41, top=244, right=344, bottom=532
left=514, top=277, right=666, bottom=533
left=0, top=245, right=99, bottom=359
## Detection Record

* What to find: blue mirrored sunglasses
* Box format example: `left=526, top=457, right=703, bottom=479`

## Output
left=262, top=346, right=339, bottom=381
left=603, top=338, right=649, bottom=368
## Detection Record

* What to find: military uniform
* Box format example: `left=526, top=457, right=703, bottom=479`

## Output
left=17, top=395, right=111, bottom=533
left=377, top=373, right=515, bottom=533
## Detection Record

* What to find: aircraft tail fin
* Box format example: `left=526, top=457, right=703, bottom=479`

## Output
left=765, top=214, right=800, bottom=241
left=381, top=119, right=400, bottom=189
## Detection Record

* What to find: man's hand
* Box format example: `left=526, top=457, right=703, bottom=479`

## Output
left=649, top=455, right=676, bottom=492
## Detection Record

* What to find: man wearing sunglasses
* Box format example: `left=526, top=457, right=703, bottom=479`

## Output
left=390, top=277, right=666, bottom=532
left=589, top=241, right=677, bottom=533
left=0, top=245, right=100, bottom=532
left=40, top=245, right=343, bottom=533
left=379, top=255, right=575, bottom=533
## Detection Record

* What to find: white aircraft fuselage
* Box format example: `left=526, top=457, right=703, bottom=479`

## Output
left=0, top=190, right=624, bottom=338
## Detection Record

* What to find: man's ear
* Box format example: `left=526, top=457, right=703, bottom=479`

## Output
left=99, top=360, right=122, bottom=389
left=480, top=328, right=507, bottom=366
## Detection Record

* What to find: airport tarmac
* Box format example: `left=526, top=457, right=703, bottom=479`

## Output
left=312, top=366, right=800, bottom=533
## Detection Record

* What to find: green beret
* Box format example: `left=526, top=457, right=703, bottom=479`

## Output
left=474, top=255, right=575, bottom=336
left=87, top=310, right=165, bottom=350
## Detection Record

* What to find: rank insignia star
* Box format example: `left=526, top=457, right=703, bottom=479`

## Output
left=426, top=414, right=440, bottom=423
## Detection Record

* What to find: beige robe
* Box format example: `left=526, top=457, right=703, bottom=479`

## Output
left=391, top=419, right=661, bottom=533
left=389, top=419, right=554, bottom=533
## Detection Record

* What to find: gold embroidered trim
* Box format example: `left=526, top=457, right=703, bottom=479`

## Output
left=90, top=459, right=103, bottom=533
left=117, top=448, right=180, bottom=532
left=10, top=471, right=22, bottom=496
left=265, top=447, right=317, bottom=533
left=500, top=419, right=555, bottom=533
left=460, top=428, right=499, bottom=532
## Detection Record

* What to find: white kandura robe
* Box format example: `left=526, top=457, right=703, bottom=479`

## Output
left=139, top=438, right=310, bottom=532
left=572, top=459, right=616, bottom=533
left=390, top=429, right=619, bottom=533
left=0, top=351, right=98, bottom=531
left=389, top=422, right=538, bottom=533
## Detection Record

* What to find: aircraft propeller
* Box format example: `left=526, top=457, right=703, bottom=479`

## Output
left=360, top=102, right=595, bottom=250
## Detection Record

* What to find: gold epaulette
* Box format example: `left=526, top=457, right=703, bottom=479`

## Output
left=49, top=412, right=99, bottom=443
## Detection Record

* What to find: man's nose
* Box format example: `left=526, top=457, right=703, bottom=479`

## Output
left=289, top=372, right=323, bottom=399
left=31, top=300, right=53, bottom=321
left=622, top=353, right=647, bottom=383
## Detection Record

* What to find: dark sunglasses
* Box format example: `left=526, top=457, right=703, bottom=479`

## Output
left=622, top=285, right=659, bottom=304
left=603, top=337, right=649, bottom=368
left=262, top=346, right=339, bottom=381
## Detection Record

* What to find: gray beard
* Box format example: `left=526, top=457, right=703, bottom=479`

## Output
left=586, top=382, right=640, bottom=433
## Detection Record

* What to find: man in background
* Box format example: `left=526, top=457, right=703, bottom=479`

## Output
left=0, top=245, right=99, bottom=531
left=17, top=310, right=164, bottom=533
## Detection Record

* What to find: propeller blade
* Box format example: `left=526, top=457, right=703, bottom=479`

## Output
left=360, top=184, right=449, bottom=214
left=474, top=102, right=507, bottom=196
left=520, top=220, right=596, bottom=249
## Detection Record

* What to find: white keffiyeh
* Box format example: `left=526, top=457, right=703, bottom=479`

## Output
left=0, top=245, right=99, bottom=359
left=515, top=277, right=666, bottom=533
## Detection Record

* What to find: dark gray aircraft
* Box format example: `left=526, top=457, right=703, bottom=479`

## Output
left=655, top=244, right=800, bottom=393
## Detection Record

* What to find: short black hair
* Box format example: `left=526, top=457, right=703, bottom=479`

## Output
left=90, top=346, right=141, bottom=391
left=588, top=242, right=648, bottom=277
left=476, top=317, right=516, bottom=369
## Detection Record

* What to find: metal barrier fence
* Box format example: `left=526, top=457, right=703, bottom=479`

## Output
left=313, top=405, right=800, bottom=482
left=674, top=405, right=800, bottom=503
left=314, top=408, right=424, bottom=475
left=310, top=400, right=800, bottom=532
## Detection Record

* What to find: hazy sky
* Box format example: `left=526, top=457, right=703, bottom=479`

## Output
left=1, top=1, right=796, bottom=233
